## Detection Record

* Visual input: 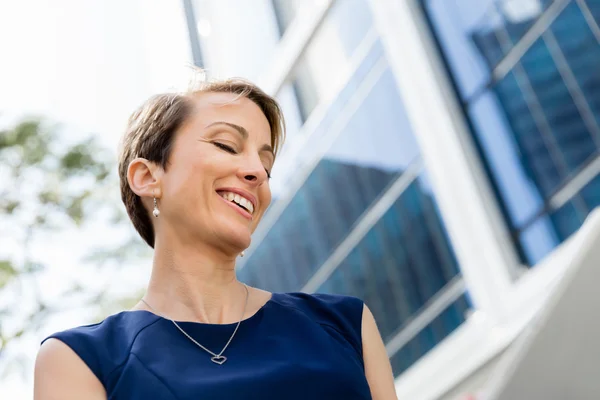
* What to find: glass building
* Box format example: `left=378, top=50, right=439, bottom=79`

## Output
left=423, top=0, right=600, bottom=265
left=186, top=0, right=600, bottom=397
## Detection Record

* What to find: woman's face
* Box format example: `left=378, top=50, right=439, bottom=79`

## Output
left=157, top=92, right=274, bottom=253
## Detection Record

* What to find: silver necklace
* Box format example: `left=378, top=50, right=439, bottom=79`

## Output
left=140, top=284, right=249, bottom=365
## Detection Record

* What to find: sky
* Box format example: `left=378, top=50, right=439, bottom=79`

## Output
left=0, top=0, right=193, bottom=150
left=0, top=1, right=192, bottom=397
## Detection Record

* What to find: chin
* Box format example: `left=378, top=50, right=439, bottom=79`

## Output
left=229, top=233, right=252, bottom=251
left=215, top=225, right=252, bottom=254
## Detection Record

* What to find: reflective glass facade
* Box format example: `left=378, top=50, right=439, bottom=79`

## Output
left=422, top=0, right=600, bottom=265
left=236, top=0, right=470, bottom=376
left=274, top=0, right=374, bottom=122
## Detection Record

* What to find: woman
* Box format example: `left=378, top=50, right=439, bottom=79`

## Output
left=34, top=78, right=398, bottom=399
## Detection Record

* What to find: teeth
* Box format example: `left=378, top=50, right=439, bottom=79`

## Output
left=219, top=191, right=254, bottom=215
left=239, top=197, right=254, bottom=214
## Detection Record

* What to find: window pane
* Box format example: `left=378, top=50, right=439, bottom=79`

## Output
left=271, top=0, right=322, bottom=35
left=239, top=66, right=421, bottom=292
left=290, top=0, right=374, bottom=121
left=275, top=82, right=304, bottom=138
left=423, top=0, right=600, bottom=266
left=520, top=172, right=600, bottom=263
left=423, top=0, right=554, bottom=99
left=389, top=294, right=470, bottom=376
left=317, top=172, right=462, bottom=344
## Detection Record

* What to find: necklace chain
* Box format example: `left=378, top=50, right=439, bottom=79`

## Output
left=140, top=283, right=249, bottom=365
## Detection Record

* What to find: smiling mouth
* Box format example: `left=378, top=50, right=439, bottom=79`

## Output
left=216, top=191, right=254, bottom=215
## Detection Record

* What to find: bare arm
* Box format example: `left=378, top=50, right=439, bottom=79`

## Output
left=362, top=304, right=398, bottom=400
left=34, top=338, right=106, bottom=400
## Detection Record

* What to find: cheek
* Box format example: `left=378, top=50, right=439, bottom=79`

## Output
left=167, top=158, right=211, bottom=201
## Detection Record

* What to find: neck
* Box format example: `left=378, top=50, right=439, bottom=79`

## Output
left=143, top=234, right=246, bottom=324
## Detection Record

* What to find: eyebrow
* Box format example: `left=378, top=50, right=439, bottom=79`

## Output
left=205, top=121, right=274, bottom=156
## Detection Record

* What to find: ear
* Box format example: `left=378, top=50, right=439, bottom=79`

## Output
left=127, top=158, right=163, bottom=199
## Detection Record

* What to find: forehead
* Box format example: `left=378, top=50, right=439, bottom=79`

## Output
left=190, top=92, right=271, bottom=138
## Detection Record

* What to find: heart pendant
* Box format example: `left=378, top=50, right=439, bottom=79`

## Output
left=211, top=355, right=227, bottom=365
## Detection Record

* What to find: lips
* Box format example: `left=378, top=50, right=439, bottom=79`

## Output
left=217, top=193, right=253, bottom=221
left=216, top=188, right=256, bottom=213
left=218, top=191, right=254, bottom=214
left=215, top=187, right=257, bottom=221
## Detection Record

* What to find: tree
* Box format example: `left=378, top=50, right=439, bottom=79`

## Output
left=0, top=117, right=149, bottom=379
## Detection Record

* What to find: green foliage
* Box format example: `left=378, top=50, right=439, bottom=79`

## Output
left=0, top=117, right=148, bottom=373
left=0, top=260, right=17, bottom=289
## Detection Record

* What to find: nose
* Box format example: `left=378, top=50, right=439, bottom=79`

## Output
left=236, top=153, right=269, bottom=186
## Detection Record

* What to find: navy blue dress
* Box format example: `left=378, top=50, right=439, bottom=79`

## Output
left=43, top=292, right=372, bottom=399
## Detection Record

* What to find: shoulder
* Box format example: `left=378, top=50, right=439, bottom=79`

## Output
left=35, top=338, right=106, bottom=399
left=273, top=292, right=365, bottom=354
left=38, top=311, right=161, bottom=386
left=273, top=292, right=364, bottom=322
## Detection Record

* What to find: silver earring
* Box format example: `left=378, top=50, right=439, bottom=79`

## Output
left=153, top=197, right=160, bottom=218
left=240, top=251, right=245, bottom=257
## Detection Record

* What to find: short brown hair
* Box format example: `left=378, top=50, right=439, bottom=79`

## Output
left=118, top=78, right=286, bottom=248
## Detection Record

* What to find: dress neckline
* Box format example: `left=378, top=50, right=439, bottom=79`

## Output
left=129, top=292, right=278, bottom=328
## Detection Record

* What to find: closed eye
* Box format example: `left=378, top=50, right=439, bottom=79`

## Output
left=213, top=141, right=272, bottom=179
left=213, top=142, right=237, bottom=154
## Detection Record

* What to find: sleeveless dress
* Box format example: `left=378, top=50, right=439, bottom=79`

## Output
left=42, top=292, right=372, bottom=399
